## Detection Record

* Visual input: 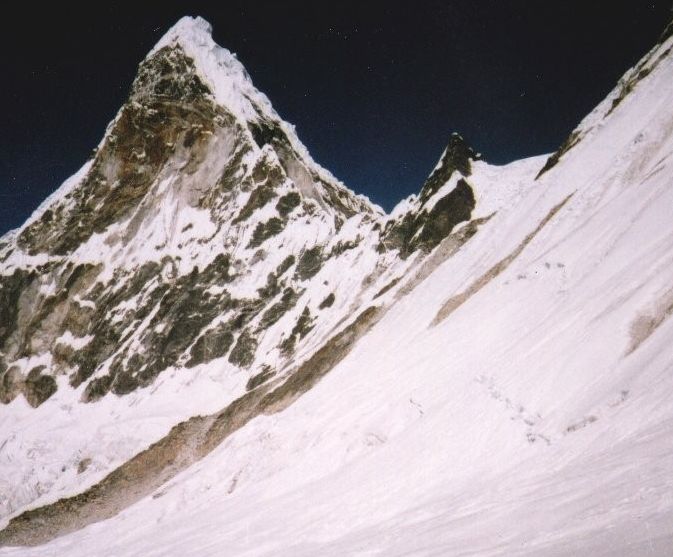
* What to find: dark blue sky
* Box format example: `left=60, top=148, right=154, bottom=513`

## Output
left=1, top=1, right=671, bottom=234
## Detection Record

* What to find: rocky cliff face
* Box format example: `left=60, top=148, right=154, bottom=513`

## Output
left=0, top=17, right=493, bottom=520
left=0, top=18, right=489, bottom=410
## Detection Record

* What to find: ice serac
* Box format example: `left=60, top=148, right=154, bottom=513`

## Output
left=2, top=14, right=673, bottom=557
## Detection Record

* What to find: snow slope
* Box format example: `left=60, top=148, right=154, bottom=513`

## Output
left=1, top=17, right=673, bottom=557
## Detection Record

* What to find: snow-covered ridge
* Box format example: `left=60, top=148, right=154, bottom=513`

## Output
left=535, top=22, right=673, bottom=179
left=0, top=160, right=93, bottom=244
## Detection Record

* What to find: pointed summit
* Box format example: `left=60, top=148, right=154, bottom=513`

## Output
left=155, top=15, right=214, bottom=45
left=379, top=133, right=479, bottom=257
left=142, top=16, right=379, bottom=216
left=13, top=16, right=377, bottom=256
left=420, top=132, right=481, bottom=202
left=145, top=16, right=268, bottom=125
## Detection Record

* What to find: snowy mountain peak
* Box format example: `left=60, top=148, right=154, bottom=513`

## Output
left=4, top=15, right=673, bottom=556
left=0, top=16, right=402, bottom=425
left=147, top=16, right=268, bottom=126
left=7, top=16, right=378, bottom=260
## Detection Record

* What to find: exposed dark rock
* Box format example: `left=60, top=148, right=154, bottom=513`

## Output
left=248, top=217, right=284, bottom=248
left=248, top=249, right=266, bottom=266
left=77, top=458, right=92, bottom=474
left=276, top=255, right=296, bottom=276
left=52, top=341, right=75, bottom=368
left=208, top=141, right=252, bottom=202
left=130, top=45, right=210, bottom=103
left=316, top=178, right=360, bottom=218
left=229, top=298, right=265, bottom=331
left=381, top=179, right=476, bottom=257
left=419, top=133, right=479, bottom=202
left=537, top=30, right=671, bottom=182
left=604, top=33, right=673, bottom=120
left=278, top=306, right=314, bottom=356
left=292, top=307, right=314, bottom=339
left=200, top=253, right=234, bottom=284
left=432, top=194, right=573, bottom=326
left=251, top=155, right=286, bottom=185
left=72, top=256, right=237, bottom=399
left=257, top=255, right=297, bottom=299
left=112, top=371, right=140, bottom=396
left=246, top=365, right=275, bottom=391
left=0, top=365, right=23, bottom=404
left=129, top=277, right=231, bottom=387
left=233, top=183, right=276, bottom=224
left=70, top=262, right=164, bottom=389
left=276, top=191, right=301, bottom=217
left=295, top=246, right=323, bottom=281
left=278, top=334, right=296, bottom=357
left=257, top=272, right=282, bottom=300
left=0, top=249, right=13, bottom=264
left=82, top=375, right=114, bottom=403
left=329, top=237, right=361, bottom=257
left=0, top=305, right=383, bottom=547
left=258, top=288, right=299, bottom=330
left=16, top=263, right=100, bottom=360
left=248, top=118, right=290, bottom=149
left=23, top=366, right=57, bottom=408
left=660, top=20, right=673, bottom=43
left=228, top=329, right=258, bottom=368
left=378, top=213, right=415, bottom=255
left=17, top=294, right=63, bottom=358
left=374, top=277, right=402, bottom=299
left=378, top=137, right=479, bottom=257
left=302, top=201, right=318, bottom=216
left=416, top=179, right=476, bottom=252
left=186, top=323, right=235, bottom=367
left=265, top=306, right=381, bottom=412
left=318, top=292, right=335, bottom=309
left=62, top=302, right=96, bottom=338
left=607, top=66, right=652, bottom=116
left=0, top=269, right=36, bottom=350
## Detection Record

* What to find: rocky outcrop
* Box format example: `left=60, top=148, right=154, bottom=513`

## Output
left=380, top=135, right=478, bottom=257
left=418, top=133, right=479, bottom=202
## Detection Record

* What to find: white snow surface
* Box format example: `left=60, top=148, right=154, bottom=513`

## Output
left=2, top=19, right=673, bottom=557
